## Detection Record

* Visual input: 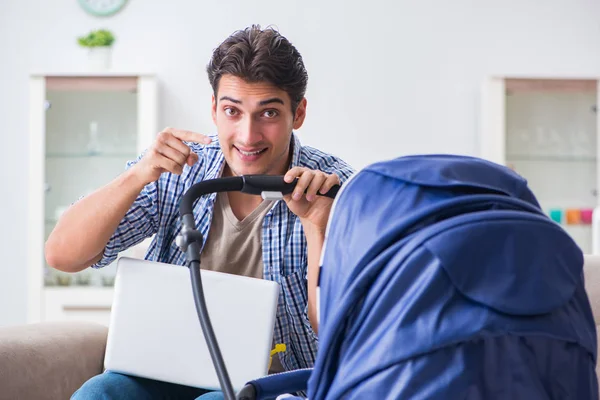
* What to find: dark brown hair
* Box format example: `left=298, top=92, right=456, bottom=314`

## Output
left=206, top=25, right=308, bottom=112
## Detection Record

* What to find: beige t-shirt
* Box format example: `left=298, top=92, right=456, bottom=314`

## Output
left=200, top=191, right=272, bottom=278
left=200, top=191, right=285, bottom=374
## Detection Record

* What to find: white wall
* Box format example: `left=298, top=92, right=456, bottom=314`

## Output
left=2, top=0, right=600, bottom=326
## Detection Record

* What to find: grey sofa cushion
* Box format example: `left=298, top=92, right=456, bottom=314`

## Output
left=0, top=321, right=107, bottom=400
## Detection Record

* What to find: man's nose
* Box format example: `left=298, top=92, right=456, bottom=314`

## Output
left=237, top=116, right=262, bottom=145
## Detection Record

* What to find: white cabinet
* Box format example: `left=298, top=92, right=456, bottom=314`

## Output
left=44, top=287, right=115, bottom=327
left=481, top=77, right=600, bottom=254
left=27, top=73, right=158, bottom=326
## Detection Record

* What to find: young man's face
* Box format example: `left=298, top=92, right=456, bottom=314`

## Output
left=212, top=74, right=307, bottom=177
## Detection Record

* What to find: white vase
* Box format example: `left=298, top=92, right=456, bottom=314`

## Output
left=87, top=46, right=112, bottom=71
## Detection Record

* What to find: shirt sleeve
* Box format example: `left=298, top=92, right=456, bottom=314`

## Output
left=90, top=157, right=160, bottom=269
left=331, top=160, right=356, bottom=184
left=301, top=260, right=319, bottom=342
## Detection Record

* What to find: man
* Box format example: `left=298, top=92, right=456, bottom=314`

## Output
left=46, top=25, right=354, bottom=399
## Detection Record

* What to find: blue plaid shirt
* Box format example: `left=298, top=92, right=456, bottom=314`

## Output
left=93, top=133, right=355, bottom=371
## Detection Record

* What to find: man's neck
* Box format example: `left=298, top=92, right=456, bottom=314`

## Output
left=219, top=164, right=255, bottom=221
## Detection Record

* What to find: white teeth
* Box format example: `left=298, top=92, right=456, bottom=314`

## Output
left=238, top=148, right=263, bottom=156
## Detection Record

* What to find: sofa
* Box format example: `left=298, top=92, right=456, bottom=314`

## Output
left=1, top=262, right=600, bottom=400
left=0, top=321, right=107, bottom=400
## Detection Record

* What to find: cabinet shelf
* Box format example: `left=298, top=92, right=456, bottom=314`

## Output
left=28, top=73, right=157, bottom=325
left=44, top=282, right=116, bottom=289
left=44, top=286, right=115, bottom=292
left=507, top=155, right=597, bottom=162
left=481, top=76, right=600, bottom=255
left=45, top=152, right=137, bottom=159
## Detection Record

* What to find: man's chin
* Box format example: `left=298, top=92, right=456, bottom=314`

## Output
left=225, top=163, right=270, bottom=177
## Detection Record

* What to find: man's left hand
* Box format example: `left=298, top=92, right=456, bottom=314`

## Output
left=283, top=167, right=340, bottom=231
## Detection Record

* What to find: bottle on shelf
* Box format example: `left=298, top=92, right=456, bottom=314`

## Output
left=87, top=120, right=101, bottom=155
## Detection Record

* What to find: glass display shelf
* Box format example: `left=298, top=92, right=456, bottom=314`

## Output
left=46, top=152, right=137, bottom=159
left=44, top=268, right=114, bottom=287
left=506, top=154, right=597, bottom=162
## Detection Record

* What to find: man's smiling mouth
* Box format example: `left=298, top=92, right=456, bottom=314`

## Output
left=234, top=146, right=268, bottom=157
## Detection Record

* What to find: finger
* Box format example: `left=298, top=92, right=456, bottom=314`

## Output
left=151, top=149, right=183, bottom=175
left=186, top=152, right=199, bottom=166
left=163, top=132, right=193, bottom=156
left=319, top=174, right=341, bottom=195
left=284, top=167, right=306, bottom=183
left=166, top=127, right=212, bottom=145
left=293, top=171, right=315, bottom=201
left=160, top=132, right=199, bottom=167
left=156, top=141, right=188, bottom=167
left=159, top=158, right=183, bottom=175
left=165, top=134, right=199, bottom=166
left=156, top=132, right=189, bottom=163
left=282, top=193, right=293, bottom=204
left=305, top=173, right=327, bottom=202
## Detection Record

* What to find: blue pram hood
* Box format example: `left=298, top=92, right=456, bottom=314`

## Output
left=307, top=154, right=598, bottom=399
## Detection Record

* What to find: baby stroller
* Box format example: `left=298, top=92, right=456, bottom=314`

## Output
left=179, top=155, right=599, bottom=399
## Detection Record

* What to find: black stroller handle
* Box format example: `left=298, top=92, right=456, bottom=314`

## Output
left=180, top=175, right=340, bottom=215
left=177, top=175, right=340, bottom=400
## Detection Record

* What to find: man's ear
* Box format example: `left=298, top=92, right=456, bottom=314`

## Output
left=293, top=98, right=307, bottom=130
left=211, top=95, right=217, bottom=125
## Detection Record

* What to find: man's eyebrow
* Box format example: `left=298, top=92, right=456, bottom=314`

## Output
left=259, top=97, right=285, bottom=106
left=219, top=96, right=242, bottom=104
left=218, top=96, right=285, bottom=106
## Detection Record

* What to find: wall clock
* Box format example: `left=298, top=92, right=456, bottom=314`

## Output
left=78, top=0, right=128, bottom=17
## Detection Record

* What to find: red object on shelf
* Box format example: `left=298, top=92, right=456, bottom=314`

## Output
left=581, top=208, right=593, bottom=224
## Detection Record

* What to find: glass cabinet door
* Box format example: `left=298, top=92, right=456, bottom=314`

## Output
left=504, top=79, right=598, bottom=253
left=43, top=77, right=145, bottom=288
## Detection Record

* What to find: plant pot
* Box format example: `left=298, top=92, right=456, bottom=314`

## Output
left=87, top=46, right=112, bottom=71
left=56, top=273, right=73, bottom=286
left=102, top=275, right=116, bottom=287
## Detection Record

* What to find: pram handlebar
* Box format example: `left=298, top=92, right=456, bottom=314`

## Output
left=177, top=175, right=340, bottom=400
left=180, top=175, right=339, bottom=215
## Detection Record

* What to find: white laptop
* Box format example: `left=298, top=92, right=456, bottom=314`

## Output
left=104, top=257, right=280, bottom=392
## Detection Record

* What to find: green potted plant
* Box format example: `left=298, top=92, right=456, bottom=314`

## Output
left=77, top=29, right=115, bottom=70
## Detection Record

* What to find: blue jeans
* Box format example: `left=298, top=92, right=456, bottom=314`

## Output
left=71, top=370, right=224, bottom=400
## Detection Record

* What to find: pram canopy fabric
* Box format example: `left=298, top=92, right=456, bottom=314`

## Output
left=306, top=154, right=598, bottom=399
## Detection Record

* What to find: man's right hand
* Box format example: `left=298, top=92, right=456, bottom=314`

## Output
left=131, top=127, right=212, bottom=185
